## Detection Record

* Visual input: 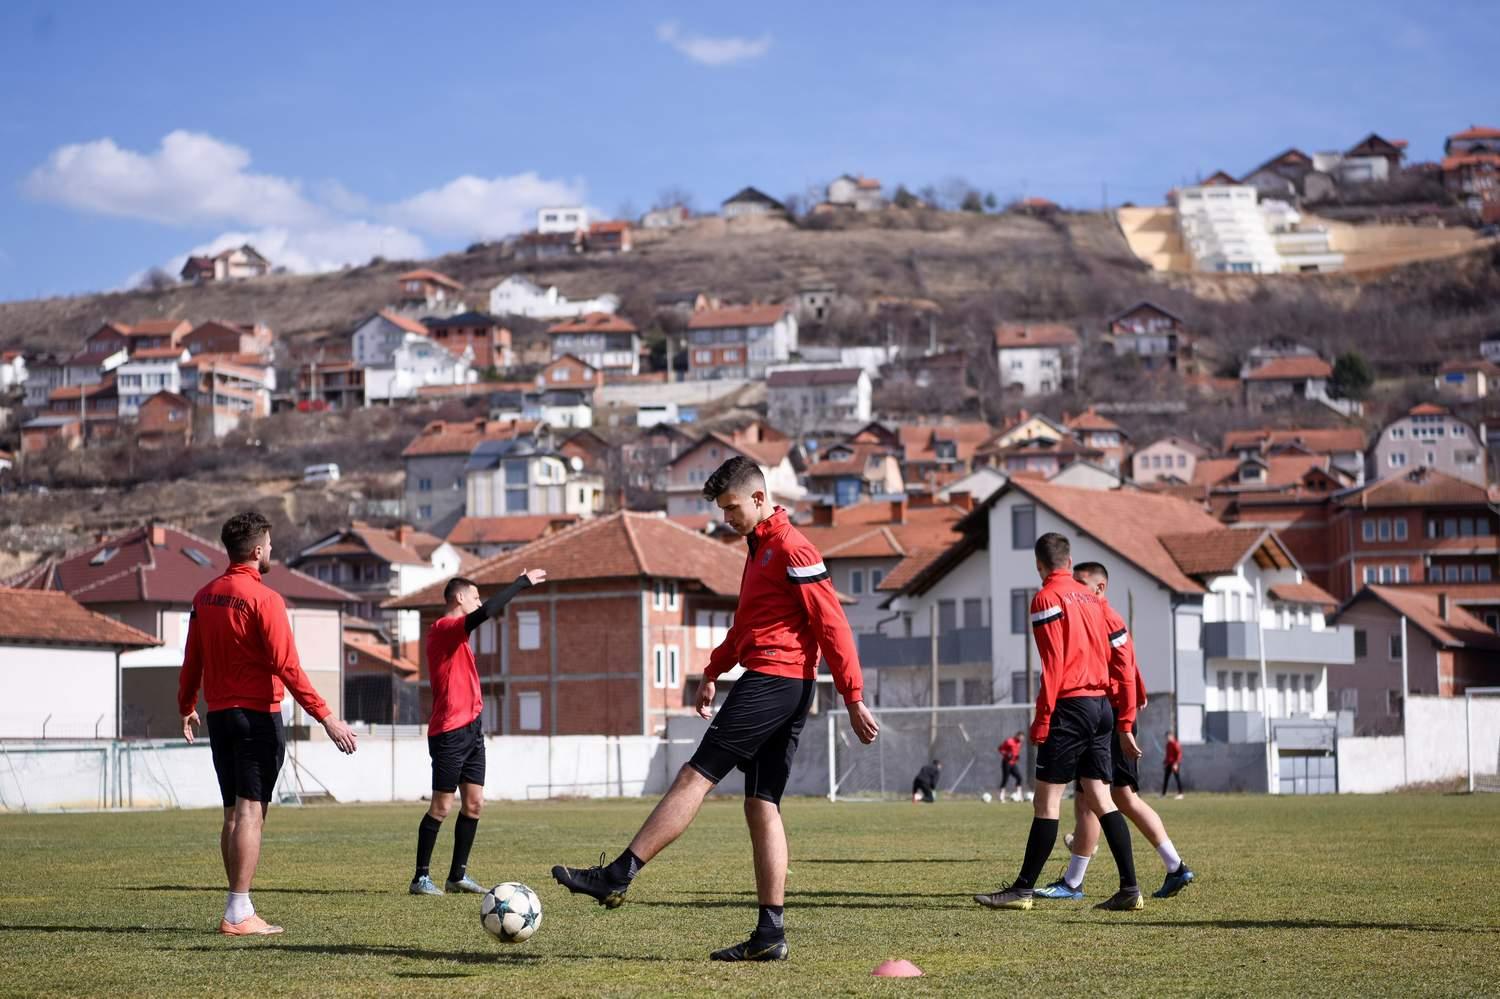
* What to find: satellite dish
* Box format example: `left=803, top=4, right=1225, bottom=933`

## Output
left=570, top=455, right=584, bottom=472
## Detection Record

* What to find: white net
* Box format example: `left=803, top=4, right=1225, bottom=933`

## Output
left=1467, top=688, right=1500, bottom=793
left=830, top=704, right=1032, bottom=801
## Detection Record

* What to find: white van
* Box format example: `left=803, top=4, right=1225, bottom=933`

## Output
left=302, top=463, right=341, bottom=484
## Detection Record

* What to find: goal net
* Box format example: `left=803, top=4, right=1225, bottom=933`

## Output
left=829, top=704, right=1032, bottom=801
left=1466, top=687, right=1500, bottom=793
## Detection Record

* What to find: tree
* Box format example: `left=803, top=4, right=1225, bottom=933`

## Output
left=984, top=192, right=998, bottom=211
left=1331, top=350, right=1374, bottom=400
left=960, top=190, right=984, bottom=213
left=653, top=186, right=695, bottom=213
left=891, top=184, right=917, bottom=209
left=137, top=267, right=176, bottom=291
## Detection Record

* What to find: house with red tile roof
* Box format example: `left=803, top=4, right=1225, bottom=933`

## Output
left=684, top=304, right=797, bottom=380
left=397, top=268, right=465, bottom=310
left=351, top=310, right=475, bottom=404
left=586, top=220, right=633, bottom=254
left=766, top=366, right=872, bottom=432
left=826, top=174, right=884, bottom=211
left=1369, top=403, right=1486, bottom=487
left=665, top=421, right=804, bottom=518
left=1132, top=435, right=1210, bottom=485
left=546, top=313, right=641, bottom=375
left=994, top=322, right=1079, bottom=396
left=179, top=244, right=271, bottom=283
left=0, top=587, right=159, bottom=739
left=1105, top=301, right=1196, bottom=375
left=1222, top=426, right=1366, bottom=483
left=6, top=522, right=353, bottom=739
left=341, top=616, right=420, bottom=724
left=181, top=320, right=274, bottom=358
left=803, top=439, right=904, bottom=507
left=1435, top=358, right=1500, bottom=401
left=422, top=311, right=512, bottom=371
left=388, top=512, right=745, bottom=736
left=445, top=514, right=580, bottom=559
left=401, top=418, right=550, bottom=536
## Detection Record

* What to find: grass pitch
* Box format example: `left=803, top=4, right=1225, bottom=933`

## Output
left=1, top=793, right=1498, bottom=997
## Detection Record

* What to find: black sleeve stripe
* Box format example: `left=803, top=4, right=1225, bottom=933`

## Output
left=1030, top=605, right=1062, bottom=626
left=789, top=571, right=830, bottom=584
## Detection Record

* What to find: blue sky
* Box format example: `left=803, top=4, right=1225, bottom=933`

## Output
left=0, top=0, right=1491, bottom=302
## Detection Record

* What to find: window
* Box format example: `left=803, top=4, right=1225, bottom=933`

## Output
left=1177, top=454, right=1187, bottom=468
left=652, top=580, right=664, bottom=610
left=517, top=610, right=541, bottom=650
left=1362, top=521, right=1376, bottom=542
left=418, top=505, right=432, bottom=520
left=871, top=569, right=884, bottom=590
left=1425, top=451, right=1437, bottom=466
left=1377, top=520, right=1391, bottom=541
left=938, top=600, right=957, bottom=632
left=1389, top=452, right=1407, bottom=468
left=347, top=651, right=358, bottom=665
left=850, top=570, right=865, bottom=595
left=668, top=646, right=680, bottom=687
left=1397, top=566, right=1410, bottom=583
left=1389, top=633, right=1402, bottom=660
left=1362, top=567, right=1376, bottom=584
left=653, top=645, right=666, bottom=688
left=1462, top=564, right=1476, bottom=582
left=1386, top=690, right=1402, bottom=716
left=518, top=691, right=542, bottom=731
left=1340, top=688, right=1358, bottom=712
left=1379, top=566, right=1393, bottom=583
left=963, top=598, right=984, bottom=629
left=695, top=611, right=712, bottom=649
left=1010, top=589, right=1029, bottom=634
left=1394, top=519, right=1407, bottom=541
left=1480, top=565, right=1493, bottom=582
left=1484, top=611, right=1499, bottom=632
left=666, top=580, right=679, bottom=610
left=1011, top=505, right=1036, bottom=549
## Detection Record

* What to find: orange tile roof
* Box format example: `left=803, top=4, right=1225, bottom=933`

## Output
left=446, top=515, right=580, bottom=546
left=129, top=347, right=187, bottom=360
left=994, top=322, right=1079, bottom=349
left=1158, top=528, right=1284, bottom=576
left=345, top=631, right=420, bottom=675
left=398, top=268, right=464, bottom=290
left=388, top=512, right=746, bottom=609
left=1452, top=125, right=1500, bottom=141
left=1222, top=427, right=1366, bottom=453
left=401, top=418, right=541, bottom=458
left=546, top=312, right=639, bottom=335
left=589, top=220, right=631, bottom=234
left=1192, top=455, right=1330, bottom=489
left=1335, top=468, right=1491, bottom=508
left=687, top=305, right=789, bottom=329
left=1244, top=356, right=1332, bottom=380
left=877, top=548, right=948, bottom=592
left=1442, top=154, right=1500, bottom=170
left=1348, top=587, right=1500, bottom=651
left=1268, top=581, right=1338, bottom=609
left=1406, top=402, right=1449, bottom=416
left=1438, top=359, right=1500, bottom=375
left=897, top=421, right=993, bottom=465
left=1064, top=407, right=1123, bottom=433
left=121, top=319, right=191, bottom=336
left=377, top=309, right=430, bottom=336
left=0, top=588, right=160, bottom=648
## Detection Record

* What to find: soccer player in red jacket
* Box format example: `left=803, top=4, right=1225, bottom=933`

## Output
left=1164, top=731, right=1185, bottom=797
left=553, top=456, right=879, bottom=961
left=998, top=731, right=1024, bottom=801
left=974, top=533, right=1143, bottom=912
left=1034, top=562, right=1195, bottom=902
left=178, top=511, right=359, bottom=936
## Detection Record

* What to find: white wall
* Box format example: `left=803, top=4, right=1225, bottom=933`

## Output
left=997, top=346, right=1066, bottom=396
left=1336, top=695, right=1500, bottom=793
left=0, top=645, right=119, bottom=739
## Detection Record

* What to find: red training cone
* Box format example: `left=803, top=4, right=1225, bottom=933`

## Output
left=873, top=959, right=923, bottom=978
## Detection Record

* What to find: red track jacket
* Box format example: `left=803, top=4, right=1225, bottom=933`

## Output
left=177, top=563, right=330, bottom=721
left=1029, top=568, right=1111, bottom=742
left=704, top=507, right=865, bottom=706
left=1102, top=599, right=1144, bottom=731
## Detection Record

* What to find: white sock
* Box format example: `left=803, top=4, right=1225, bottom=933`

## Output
left=225, top=891, right=254, bottom=924
left=1156, top=839, right=1182, bottom=873
left=1064, top=853, right=1091, bottom=889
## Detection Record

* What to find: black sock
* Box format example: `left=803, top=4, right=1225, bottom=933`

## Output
left=414, top=813, right=442, bottom=879
left=753, top=904, right=785, bottom=942
left=604, top=849, right=645, bottom=884
left=448, top=814, right=479, bottom=882
left=1014, top=817, right=1059, bottom=891
left=1099, top=810, right=1138, bottom=892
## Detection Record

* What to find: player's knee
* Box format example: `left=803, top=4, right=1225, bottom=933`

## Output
left=429, top=796, right=454, bottom=819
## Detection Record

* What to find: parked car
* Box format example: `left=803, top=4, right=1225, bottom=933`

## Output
left=302, top=463, right=341, bottom=484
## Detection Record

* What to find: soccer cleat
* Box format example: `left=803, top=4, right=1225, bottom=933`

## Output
left=1152, top=862, right=1195, bottom=898
left=973, top=883, right=1034, bottom=910
left=409, top=875, right=444, bottom=896
left=710, top=937, right=789, bottom=961
left=1093, top=888, right=1144, bottom=911
left=551, top=852, right=629, bottom=908
left=1034, top=877, right=1084, bottom=900
left=446, top=874, right=486, bottom=894
left=218, top=914, right=283, bottom=936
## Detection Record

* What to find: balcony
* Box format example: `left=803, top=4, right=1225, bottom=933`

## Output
left=1202, top=621, right=1354, bottom=665
left=858, top=627, right=991, bottom=669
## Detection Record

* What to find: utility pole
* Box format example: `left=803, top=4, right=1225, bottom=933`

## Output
left=929, top=603, right=940, bottom=752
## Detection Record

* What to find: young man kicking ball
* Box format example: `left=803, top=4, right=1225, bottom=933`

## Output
left=973, top=533, right=1144, bottom=912
left=1034, top=562, right=1196, bottom=902
left=551, top=456, right=879, bottom=961
left=410, top=568, right=546, bottom=896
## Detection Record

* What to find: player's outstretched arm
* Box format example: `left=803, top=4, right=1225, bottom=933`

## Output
left=464, top=568, right=546, bottom=634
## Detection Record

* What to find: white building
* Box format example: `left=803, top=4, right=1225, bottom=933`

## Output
left=685, top=305, right=799, bottom=380
left=489, top=275, right=620, bottom=320
left=1177, top=184, right=1343, bottom=274
left=766, top=367, right=872, bottom=430
left=0, top=351, right=27, bottom=393
left=826, top=174, right=885, bottom=211
left=664, top=426, right=805, bottom=517
left=115, top=348, right=187, bottom=419
left=465, top=440, right=603, bottom=520
left=537, top=207, right=589, bottom=234
left=352, top=311, right=474, bottom=404
left=1368, top=403, right=1487, bottom=486
left=993, top=323, right=1079, bottom=396
left=546, top=313, right=641, bottom=375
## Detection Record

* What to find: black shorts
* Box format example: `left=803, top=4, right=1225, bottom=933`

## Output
left=429, top=717, right=486, bottom=792
left=1034, top=696, right=1113, bottom=785
left=688, top=670, right=815, bottom=806
left=1111, top=724, right=1140, bottom=790
left=207, top=708, right=286, bottom=808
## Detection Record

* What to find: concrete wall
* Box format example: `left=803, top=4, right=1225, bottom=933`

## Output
left=0, top=645, right=119, bottom=739
left=1334, top=695, right=1500, bottom=793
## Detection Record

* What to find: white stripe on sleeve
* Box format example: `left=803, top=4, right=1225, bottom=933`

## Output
left=786, top=561, right=829, bottom=579
left=1030, top=605, right=1062, bottom=625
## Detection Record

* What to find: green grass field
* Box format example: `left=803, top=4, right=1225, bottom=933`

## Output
left=2, top=794, right=1498, bottom=997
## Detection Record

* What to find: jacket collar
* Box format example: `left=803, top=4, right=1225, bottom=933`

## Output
left=226, top=562, right=263, bottom=582
left=746, top=506, right=789, bottom=553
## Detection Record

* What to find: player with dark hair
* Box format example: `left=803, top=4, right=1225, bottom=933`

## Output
left=1163, top=731, right=1184, bottom=798
left=973, top=532, right=1144, bottom=912
left=179, top=511, right=360, bottom=936
left=410, top=568, right=547, bottom=895
left=1034, top=561, right=1196, bottom=901
left=998, top=731, right=1024, bottom=801
left=912, top=759, right=941, bottom=803
left=552, top=455, right=879, bottom=961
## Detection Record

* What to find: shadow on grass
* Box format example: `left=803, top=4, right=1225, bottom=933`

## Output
left=116, top=884, right=368, bottom=895
left=634, top=896, right=976, bottom=911
left=797, top=857, right=983, bottom=864
left=393, top=972, right=474, bottom=979
left=1073, top=918, right=1500, bottom=934
left=169, top=942, right=675, bottom=963
left=0, top=924, right=204, bottom=936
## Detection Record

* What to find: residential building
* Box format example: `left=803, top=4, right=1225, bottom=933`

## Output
left=351, top=311, right=474, bottom=404
left=296, top=361, right=365, bottom=411
left=1223, top=427, right=1367, bottom=484
left=178, top=354, right=273, bottom=437
left=291, top=523, right=475, bottom=645
left=1065, top=408, right=1128, bottom=471
left=587, top=221, right=633, bottom=254
left=803, top=440, right=904, bottom=507
left=721, top=187, right=787, bottom=220
left=136, top=390, right=193, bottom=449
left=535, top=354, right=603, bottom=396
left=115, top=348, right=188, bottom=418
left=994, top=322, right=1079, bottom=396
left=0, top=351, right=28, bottom=393
left=982, top=435, right=1105, bottom=481
left=1132, top=435, right=1209, bottom=484
left=1435, top=359, right=1499, bottom=400
left=1482, top=331, right=1500, bottom=366
left=547, top=313, right=642, bottom=376
left=62, top=346, right=127, bottom=388
left=1339, top=133, right=1408, bottom=183
left=537, top=206, right=588, bottom=234
left=397, top=269, right=465, bottom=310
left=181, top=320, right=274, bottom=358
left=0, top=588, right=158, bottom=739
left=1369, top=404, right=1486, bottom=486
left=623, top=422, right=696, bottom=494
left=179, top=244, right=271, bottom=282
left=387, top=513, right=745, bottom=735
left=341, top=617, right=419, bottom=724
left=1330, top=586, right=1500, bottom=735
left=826, top=174, right=884, bottom=211
left=1327, top=467, right=1500, bottom=601
left=490, top=388, right=593, bottom=429
left=1105, top=301, right=1195, bottom=373
left=766, top=367, right=872, bottom=432
left=1442, top=125, right=1500, bottom=208
left=488, top=275, right=619, bottom=320
left=445, top=515, right=579, bottom=559
left=515, top=231, right=581, bottom=261
left=81, top=320, right=191, bottom=359
left=22, top=354, right=64, bottom=409
left=465, top=439, right=603, bottom=521
left=1239, top=148, right=1316, bottom=199
left=6, top=523, right=352, bottom=739
left=1241, top=347, right=1337, bottom=411
left=642, top=204, right=689, bottom=229
left=20, top=414, right=82, bottom=454
left=895, top=420, right=995, bottom=484
left=885, top=350, right=971, bottom=401
left=421, top=312, right=512, bottom=371
left=402, top=418, right=549, bottom=536
left=666, top=422, right=803, bottom=517
left=1176, top=184, right=1342, bottom=274
left=685, top=305, right=798, bottom=380
left=47, top=377, right=119, bottom=440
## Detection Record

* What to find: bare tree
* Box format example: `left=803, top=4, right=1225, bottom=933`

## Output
left=137, top=267, right=176, bottom=292
left=653, top=186, right=696, bottom=213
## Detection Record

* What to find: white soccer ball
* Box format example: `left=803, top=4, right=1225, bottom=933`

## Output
left=981, top=792, right=993, bottom=803
left=480, top=882, right=543, bottom=944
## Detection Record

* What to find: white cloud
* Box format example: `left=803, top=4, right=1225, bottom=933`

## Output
left=390, top=172, right=587, bottom=240
left=25, top=130, right=319, bottom=228
left=656, top=21, right=771, bottom=66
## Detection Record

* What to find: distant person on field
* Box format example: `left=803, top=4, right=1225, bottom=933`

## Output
left=409, top=568, right=546, bottom=896
left=178, top=511, right=359, bottom=936
left=912, top=760, right=942, bottom=803
left=1163, top=732, right=1184, bottom=798
left=998, top=731, right=1024, bottom=801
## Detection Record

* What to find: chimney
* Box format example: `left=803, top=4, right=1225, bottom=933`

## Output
left=812, top=503, right=835, bottom=526
left=951, top=490, right=973, bottom=512
left=149, top=523, right=167, bottom=547
left=1438, top=593, right=1450, bottom=622
left=395, top=525, right=413, bottom=546
left=889, top=498, right=908, bottom=524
